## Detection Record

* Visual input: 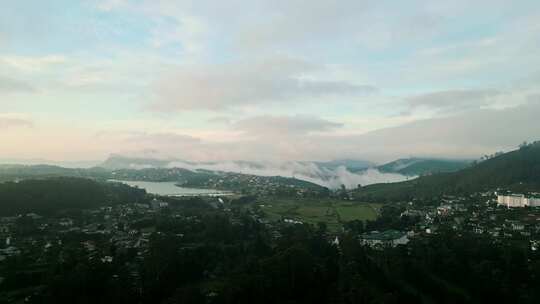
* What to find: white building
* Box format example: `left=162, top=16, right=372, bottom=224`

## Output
left=497, top=194, right=540, bottom=208
left=150, top=199, right=169, bottom=209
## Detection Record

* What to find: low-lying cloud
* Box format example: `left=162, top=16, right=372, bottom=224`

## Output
left=103, top=98, right=540, bottom=164
left=165, top=160, right=409, bottom=189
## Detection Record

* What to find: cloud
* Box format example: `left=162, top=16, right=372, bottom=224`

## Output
left=96, top=0, right=210, bottom=56
left=0, top=115, right=34, bottom=129
left=94, top=0, right=520, bottom=55
left=150, top=57, right=376, bottom=111
left=165, top=159, right=408, bottom=189
left=96, top=130, right=201, bottom=149
left=207, top=116, right=232, bottom=125
left=233, top=115, right=343, bottom=137
left=89, top=96, right=540, bottom=163
left=393, top=10, right=540, bottom=88
left=124, top=132, right=201, bottom=145
left=94, top=130, right=208, bottom=160
left=319, top=98, right=540, bottom=160
left=0, top=55, right=66, bottom=73
left=97, top=0, right=129, bottom=11
left=2, top=98, right=538, bottom=166
left=0, top=76, right=36, bottom=94
left=321, top=167, right=409, bottom=189
left=406, top=89, right=504, bottom=114
left=2, top=0, right=540, bottom=165
left=233, top=1, right=374, bottom=49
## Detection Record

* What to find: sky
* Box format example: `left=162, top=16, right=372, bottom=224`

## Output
left=1, top=0, right=540, bottom=164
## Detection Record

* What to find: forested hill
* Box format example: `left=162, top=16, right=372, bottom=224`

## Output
left=0, top=164, right=110, bottom=182
left=377, top=158, right=471, bottom=176
left=354, top=141, right=540, bottom=201
left=0, top=178, right=146, bottom=216
left=0, top=163, right=329, bottom=196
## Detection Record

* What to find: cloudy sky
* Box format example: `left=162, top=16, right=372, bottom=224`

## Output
left=1, top=0, right=540, bottom=163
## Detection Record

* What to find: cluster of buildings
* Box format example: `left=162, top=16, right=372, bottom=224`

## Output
left=0, top=197, right=179, bottom=265
left=389, top=192, right=540, bottom=250
left=199, top=173, right=327, bottom=197
left=0, top=194, right=244, bottom=302
left=355, top=191, right=540, bottom=250
left=497, top=193, right=540, bottom=208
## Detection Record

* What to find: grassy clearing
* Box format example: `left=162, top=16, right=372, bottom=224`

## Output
left=257, top=198, right=380, bottom=232
left=335, top=204, right=377, bottom=222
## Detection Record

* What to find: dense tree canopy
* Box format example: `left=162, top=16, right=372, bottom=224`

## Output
left=0, top=178, right=146, bottom=216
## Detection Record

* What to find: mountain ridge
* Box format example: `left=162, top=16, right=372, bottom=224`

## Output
left=377, top=157, right=471, bottom=176
left=354, top=141, right=540, bottom=201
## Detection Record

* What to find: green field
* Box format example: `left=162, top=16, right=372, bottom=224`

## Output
left=257, top=198, right=381, bottom=232
left=335, top=203, right=381, bottom=222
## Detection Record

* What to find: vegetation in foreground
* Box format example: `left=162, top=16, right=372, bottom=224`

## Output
left=0, top=178, right=146, bottom=216
left=2, top=197, right=540, bottom=304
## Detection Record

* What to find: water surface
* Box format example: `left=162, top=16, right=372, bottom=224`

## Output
left=110, top=180, right=232, bottom=196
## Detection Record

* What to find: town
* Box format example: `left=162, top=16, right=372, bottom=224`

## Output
left=3, top=185, right=540, bottom=302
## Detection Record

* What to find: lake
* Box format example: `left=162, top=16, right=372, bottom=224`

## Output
left=110, top=180, right=233, bottom=197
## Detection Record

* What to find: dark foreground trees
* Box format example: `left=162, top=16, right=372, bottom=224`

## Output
left=4, top=216, right=538, bottom=304
left=0, top=178, right=146, bottom=216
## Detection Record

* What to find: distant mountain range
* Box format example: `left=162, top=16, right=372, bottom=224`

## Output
left=354, top=141, right=540, bottom=201
left=313, top=159, right=375, bottom=172
left=0, top=158, right=100, bottom=168
left=99, top=155, right=375, bottom=172
left=98, top=156, right=398, bottom=188
left=100, top=155, right=176, bottom=170
left=0, top=163, right=329, bottom=194
left=98, top=155, right=467, bottom=181
left=0, top=164, right=109, bottom=182
left=0, top=155, right=473, bottom=189
left=2, top=143, right=538, bottom=201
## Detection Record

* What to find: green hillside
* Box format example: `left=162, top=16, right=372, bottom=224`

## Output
left=377, top=158, right=471, bottom=176
left=355, top=142, right=540, bottom=201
